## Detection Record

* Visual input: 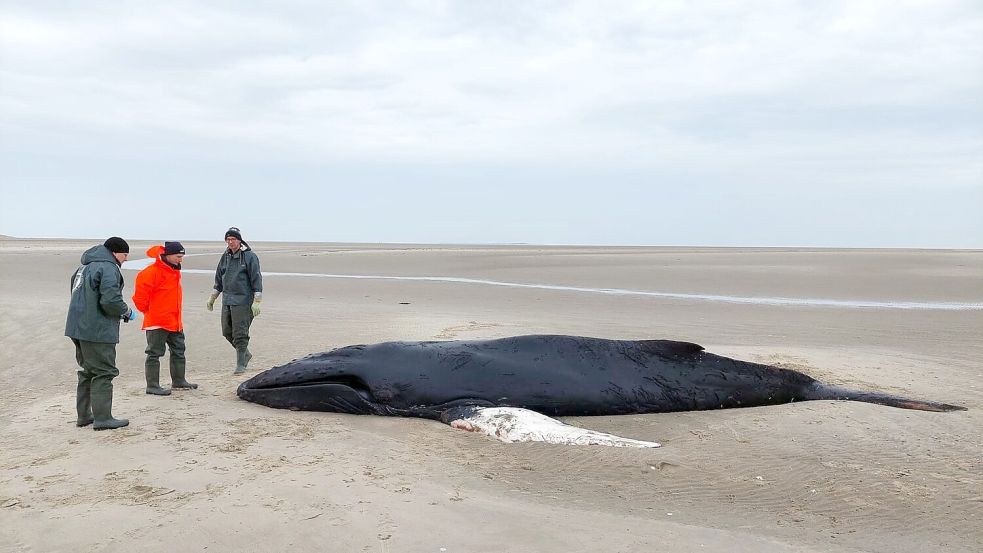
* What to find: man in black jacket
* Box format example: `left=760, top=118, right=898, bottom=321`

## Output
left=207, top=227, right=263, bottom=375
left=65, top=237, right=138, bottom=430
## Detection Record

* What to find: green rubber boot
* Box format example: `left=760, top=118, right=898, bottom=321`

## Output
left=170, top=356, right=197, bottom=389
left=145, top=360, right=172, bottom=396
left=91, top=380, right=129, bottom=430
left=76, top=372, right=93, bottom=427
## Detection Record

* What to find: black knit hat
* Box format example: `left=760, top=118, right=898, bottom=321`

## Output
left=162, top=241, right=185, bottom=256
left=224, top=227, right=243, bottom=241
left=103, top=236, right=130, bottom=254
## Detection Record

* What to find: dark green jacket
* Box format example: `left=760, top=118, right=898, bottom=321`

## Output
left=213, top=246, right=263, bottom=306
left=65, top=245, right=130, bottom=343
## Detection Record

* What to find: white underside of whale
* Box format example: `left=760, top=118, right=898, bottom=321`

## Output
left=448, top=407, right=660, bottom=448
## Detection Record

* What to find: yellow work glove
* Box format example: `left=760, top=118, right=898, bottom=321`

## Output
left=206, top=290, right=219, bottom=311
left=251, top=299, right=261, bottom=317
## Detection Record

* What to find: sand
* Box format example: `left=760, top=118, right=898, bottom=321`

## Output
left=1, top=239, right=980, bottom=552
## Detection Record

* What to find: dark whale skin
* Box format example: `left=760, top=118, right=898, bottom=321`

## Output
left=237, top=335, right=966, bottom=418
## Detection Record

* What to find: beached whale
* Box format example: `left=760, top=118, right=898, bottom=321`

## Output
left=236, top=335, right=966, bottom=447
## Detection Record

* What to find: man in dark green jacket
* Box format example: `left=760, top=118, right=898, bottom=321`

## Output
left=207, top=227, right=263, bottom=375
left=65, top=237, right=139, bottom=430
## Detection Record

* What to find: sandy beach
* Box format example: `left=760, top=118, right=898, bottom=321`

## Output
left=1, top=238, right=980, bottom=553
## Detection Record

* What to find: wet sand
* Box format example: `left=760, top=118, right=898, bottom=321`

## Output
left=1, top=239, right=980, bottom=552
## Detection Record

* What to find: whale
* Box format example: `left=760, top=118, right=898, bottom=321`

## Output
left=236, top=335, right=966, bottom=447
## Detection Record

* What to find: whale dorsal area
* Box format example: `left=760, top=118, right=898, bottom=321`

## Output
left=637, top=340, right=705, bottom=358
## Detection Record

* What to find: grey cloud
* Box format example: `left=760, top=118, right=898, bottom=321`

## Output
left=1, top=1, right=981, bottom=246
left=582, top=96, right=983, bottom=141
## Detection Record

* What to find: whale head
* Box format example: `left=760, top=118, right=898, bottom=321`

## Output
left=235, top=348, right=393, bottom=415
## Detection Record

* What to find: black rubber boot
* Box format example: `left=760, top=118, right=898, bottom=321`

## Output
left=233, top=348, right=249, bottom=375
left=76, top=372, right=93, bottom=427
left=170, top=356, right=197, bottom=389
left=145, top=362, right=172, bottom=396
left=91, top=380, right=129, bottom=430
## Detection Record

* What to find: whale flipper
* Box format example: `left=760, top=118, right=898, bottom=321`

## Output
left=442, top=406, right=660, bottom=448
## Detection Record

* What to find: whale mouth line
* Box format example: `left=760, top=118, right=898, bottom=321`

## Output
left=246, top=376, right=375, bottom=399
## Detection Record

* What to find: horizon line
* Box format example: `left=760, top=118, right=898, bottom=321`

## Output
left=2, top=234, right=981, bottom=252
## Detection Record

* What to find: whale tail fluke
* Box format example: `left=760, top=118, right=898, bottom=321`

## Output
left=805, top=383, right=967, bottom=412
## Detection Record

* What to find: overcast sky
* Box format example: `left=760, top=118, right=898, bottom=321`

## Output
left=1, top=1, right=980, bottom=247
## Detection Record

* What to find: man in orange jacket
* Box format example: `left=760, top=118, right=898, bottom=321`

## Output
left=133, top=241, right=198, bottom=395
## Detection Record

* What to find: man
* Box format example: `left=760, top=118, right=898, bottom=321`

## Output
left=65, top=236, right=138, bottom=430
left=207, top=227, right=263, bottom=375
left=133, top=241, right=198, bottom=396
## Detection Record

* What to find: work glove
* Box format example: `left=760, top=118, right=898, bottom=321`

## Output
left=251, top=299, right=262, bottom=317
left=122, top=307, right=138, bottom=323
left=206, top=290, right=219, bottom=311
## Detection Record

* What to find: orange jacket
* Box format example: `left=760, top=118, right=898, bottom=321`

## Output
left=132, top=245, right=183, bottom=332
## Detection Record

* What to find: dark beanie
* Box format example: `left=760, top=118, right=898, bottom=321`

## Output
left=103, top=236, right=130, bottom=254
left=224, top=227, right=243, bottom=241
left=162, top=241, right=185, bottom=256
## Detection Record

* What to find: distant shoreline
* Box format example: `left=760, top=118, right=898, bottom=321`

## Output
left=0, top=235, right=980, bottom=252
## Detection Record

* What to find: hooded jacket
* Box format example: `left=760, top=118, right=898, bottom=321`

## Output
left=213, top=244, right=263, bottom=306
left=65, top=245, right=130, bottom=343
left=132, top=245, right=183, bottom=332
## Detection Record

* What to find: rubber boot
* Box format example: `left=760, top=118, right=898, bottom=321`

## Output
left=91, top=381, right=129, bottom=430
left=76, top=372, right=93, bottom=427
left=245, top=349, right=253, bottom=367
left=233, top=348, right=249, bottom=375
left=145, top=361, right=172, bottom=396
left=170, top=356, right=197, bottom=389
